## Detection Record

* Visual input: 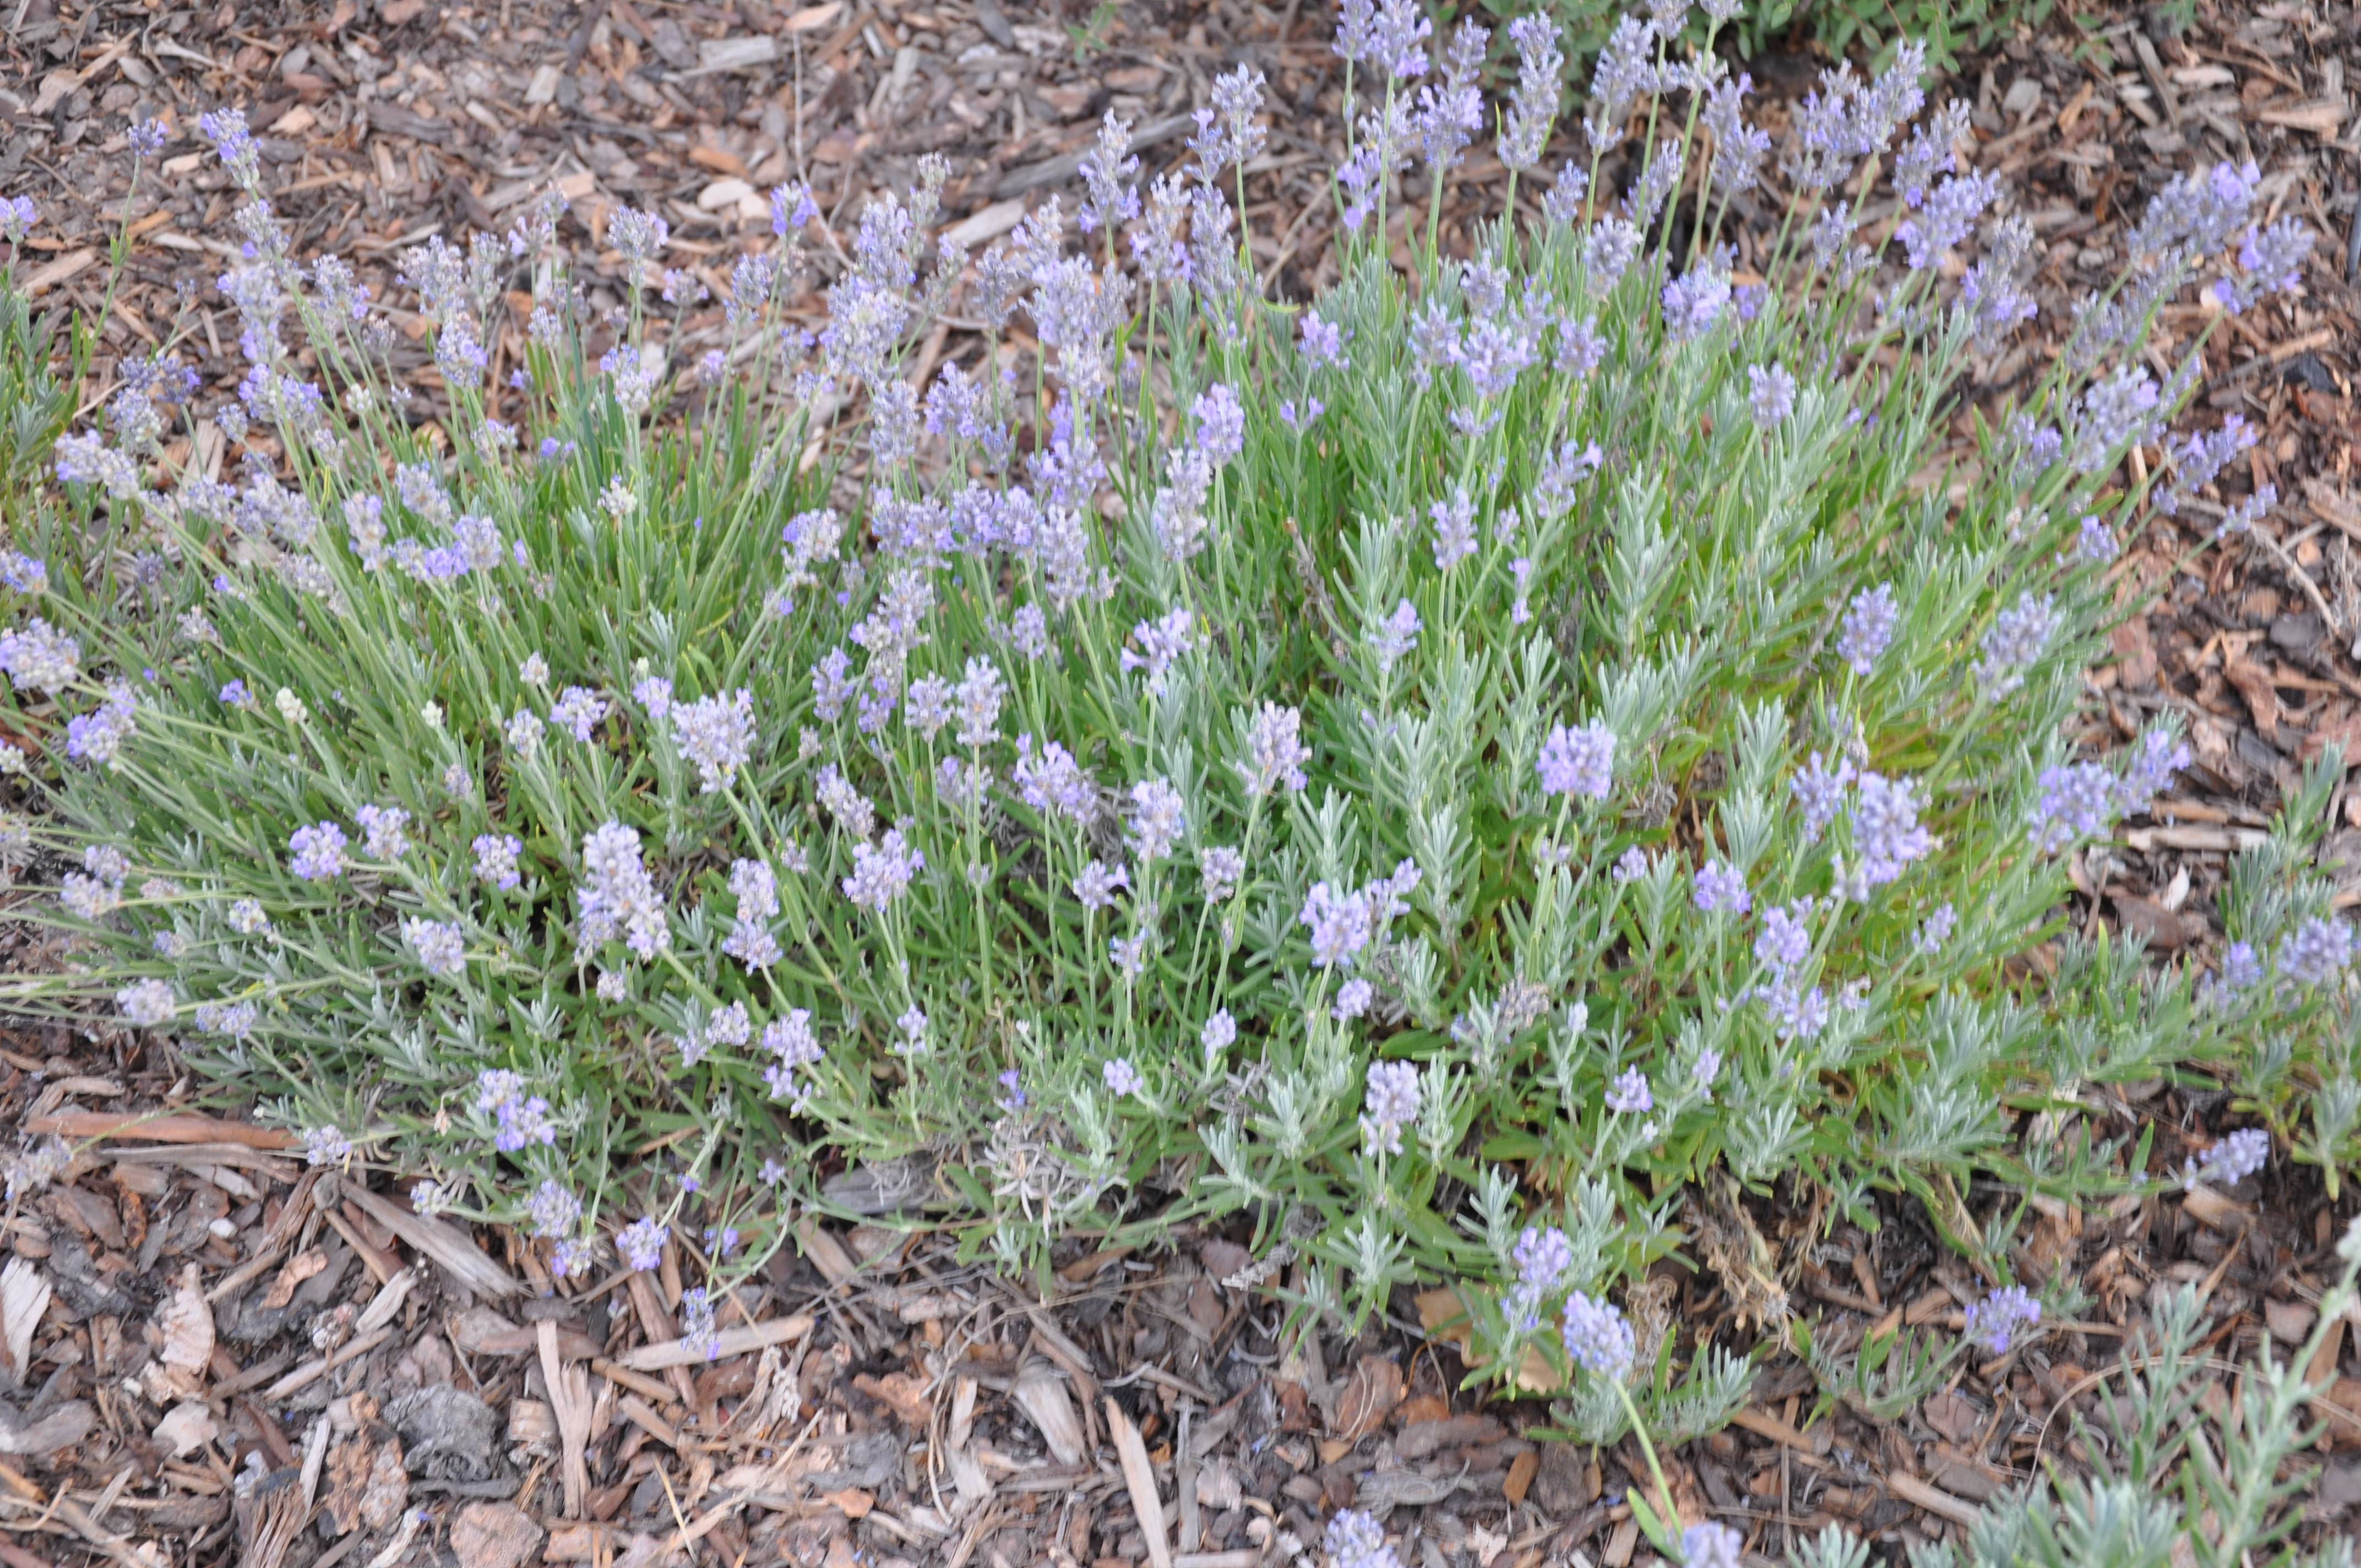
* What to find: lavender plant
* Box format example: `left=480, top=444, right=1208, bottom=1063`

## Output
left=0, top=3, right=2336, bottom=1441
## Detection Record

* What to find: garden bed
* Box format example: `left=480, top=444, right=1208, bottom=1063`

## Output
left=2, top=2, right=2360, bottom=1566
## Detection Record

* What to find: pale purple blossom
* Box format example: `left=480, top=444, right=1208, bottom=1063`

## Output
left=1693, top=859, right=1750, bottom=914
left=2030, top=762, right=2115, bottom=856
left=1560, top=1291, right=1635, bottom=1380
left=1963, top=1284, right=2041, bottom=1354
left=1243, top=703, right=1312, bottom=795
left=1836, top=583, right=1898, bottom=676
left=2277, top=916, right=2352, bottom=986
left=1359, top=1059, right=1421, bottom=1156
left=1975, top=592, right=2057, bottom=695
left=617, top=1216, right=668, bottom=1272
left=290, top=821, right=348, bottom=882
left=1537, top=721, right=1615, bottom=801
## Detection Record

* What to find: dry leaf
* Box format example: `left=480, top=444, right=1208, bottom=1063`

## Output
left=156, top=1262, right=214, bottom=1396
left=261, top=1248, right=329, bottom=1310
left=154, top=1402, right=220, bottom=1458
left=1333, top=1354, right=1404, bottom=1439
left=853, top=1370, right=933, bottom=1427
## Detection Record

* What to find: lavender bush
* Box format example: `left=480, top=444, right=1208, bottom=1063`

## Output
left=0, top=1, right=2338, bottom=1435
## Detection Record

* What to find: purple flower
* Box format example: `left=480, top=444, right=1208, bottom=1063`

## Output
left=1359, top=1059, right=1421, bottom=1157
left=1895, top=170, right=2000, bottom=269
left=1963, top=1284, right=2041, bottom=1354
left=303, top=1126, right=353, bottom=1167
left=1604, top=1067, right=1651, bottom=1115
left=195, top=108, right=260, bottom=189
left=1243, top=702, right=1312, bottom=796
left=1411, top=21, right=1487, bottom=176
left=1849, top=771, right=1934, bottom=889
left=1836, top=583, right=1899, bottom=676
left=1323, top=1507, right=1402, bottom=1568
left=1537, top=721, right=1615, bottom=801
left=1703, top=76, right=1770, bottom=197
left=2277, top=915, right=2352, bottom=986
left=475, top=833, right=524, bottom=890
left=2193, top=1126, right=2270, bottom=1187
left=402, top=917, right=467, bottom=977
left=1302, top=881, right=1375, bottom=968
left=1661, top=264, right=1731, bottom=341
left=1497, top=16, right=1565, bottom=173
left=1791, top=752, right=1856, bottom=843
left=1974, top=592, right=2057, bottom=695
left=1682, top=1523, right=1744, bottom=1568
left=841, top=830, right=924, bottom=914
left=1428, top=487, right=1478, bottom=570
left=1512, top=1225, right=1574, bottom=1297
left=2075, top=514, right=2118, bottom=564
left=1560, top=1290, right=1635, bottom=1380
left=529, top=1180, right=582, bottom=1239
left=2029, top=761, right=2117, bottom=856
left=1122, top=609, right=1195, bottom=698
left=1694, top=859, right=1750, bottom=914
left=1334, top=978, right=1374, bottom=1020
left=1128, top=778, right=1186, bottom=863
left=1200, top=845, right=1245, bottom=901
left=1193, top=384, right=1245, bottom=466
left=1299, top=311, right=1350, bottom=368
left=2070, top=367, right=2162, bottom=474
left=1582, top=16, right=1657, bottom=153
left=128, top=118, right=170, bottom=160
left=617, top=1216, right=668, bottom=1272
left=2156, top=417, right=2254, bottom=517
left=289, top=821, right=348, bottom=882
left=1754, top=901, right=1815, bottom=973
left=2117, top=727, right=2189, bottom=816
left=356, top=804, right=410, bottom=861
left=1368, top=600, right=1422, bottom=672
left=672, top=688, right=755, bottom=793
left=2211, top=217, right=2313, bottom=314
left=770, top=181, right=818, bottom=237
left=1747, top=363, right=1796, bottom=429
left=1076, top=111, right=1140, bottom=233
left=1103, top=1058, right=1143, bottom=1098
left=2220, top=940, right=2263, bottom=991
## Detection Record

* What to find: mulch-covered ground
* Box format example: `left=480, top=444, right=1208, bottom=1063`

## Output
left=4, top=1, right=2361, bottom=1565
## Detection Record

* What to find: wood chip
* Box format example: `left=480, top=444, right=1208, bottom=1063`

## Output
left=616, top=1314, right=815, bottom=1372
left=1887, top=1472, right=1982, bottom=1527
left=538, top=1321, right=594, bottom=1519
left=24, top=1110, right=294, bottom=1149
left=0, top=1260, right=50, bottom=1391
left=340, top=1185, right=519, bottom=1298
left=1106, top=1396, right=1171, bottom=1568
left=1011, top=1363, right=1086, bottom=1467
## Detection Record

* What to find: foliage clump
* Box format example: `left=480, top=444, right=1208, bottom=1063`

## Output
left=0, top=1, right=2340, bottom=1451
